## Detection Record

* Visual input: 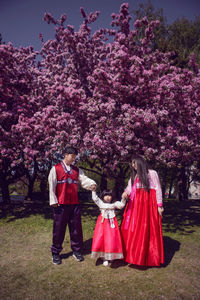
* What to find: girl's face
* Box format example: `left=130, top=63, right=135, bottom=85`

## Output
left=103, top=195, right=112, bottom=203
left=132, top=160, right=137, bottom=171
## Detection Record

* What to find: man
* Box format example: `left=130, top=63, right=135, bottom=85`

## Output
left=48, top=146, right=96, bottom=264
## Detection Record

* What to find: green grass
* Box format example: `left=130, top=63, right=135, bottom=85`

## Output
left=0, top=199, right=200, bottom=300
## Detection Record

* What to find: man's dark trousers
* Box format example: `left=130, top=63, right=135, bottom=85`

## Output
left=51, top=204, right=83, bottom=254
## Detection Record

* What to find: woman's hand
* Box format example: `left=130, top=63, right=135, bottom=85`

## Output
left=158, top=206, right=164, bottom=217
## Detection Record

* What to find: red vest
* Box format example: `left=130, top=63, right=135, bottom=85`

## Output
left=55, top=162, right=79, bottom=205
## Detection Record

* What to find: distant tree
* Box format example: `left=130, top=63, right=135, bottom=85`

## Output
left=133, top=1, right=200, bottom=68
left=167, top=17, right=200, bottom=68
left=133, top=0, right=168, bottom=51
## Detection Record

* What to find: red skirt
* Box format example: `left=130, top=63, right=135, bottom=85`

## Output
left=91, top=214, right=124, bottom=260
left=121, top=189, right=164, bottom=266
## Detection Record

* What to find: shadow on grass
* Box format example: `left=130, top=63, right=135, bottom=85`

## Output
left=0, top=192, right=99, bottom=222
left=110, top=236, right=180, bottom=270
left=0, top=202, right=53, bottom=222
left=0, top=201, right=99, bottom=223
left=60, top=238, right=93, bottom=261
left=162, top=235, right=181, bottom=267
left=162, top=199, right=200, bottom=234
left=111, top=236, right=180, bottom=270
left=1, top=196, right=200, bottom=236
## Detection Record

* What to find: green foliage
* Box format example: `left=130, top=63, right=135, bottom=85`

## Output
left=133, top=1, right=200, bottom=68
left=133, top=0, right=168, bottom=51
left=167, top=17, right=200, bottom=67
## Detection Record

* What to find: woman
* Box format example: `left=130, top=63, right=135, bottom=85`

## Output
left=121, top=156, right=164, bottom=267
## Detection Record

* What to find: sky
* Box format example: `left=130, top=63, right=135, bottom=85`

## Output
left=0, top=0, right=200, bottom=50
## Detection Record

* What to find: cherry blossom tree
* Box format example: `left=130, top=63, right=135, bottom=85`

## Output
left=79, top=4, right=200, bottom=197
left=0, top=43, right=38, bottom=202
left=1, top=3, right=200, bottom=201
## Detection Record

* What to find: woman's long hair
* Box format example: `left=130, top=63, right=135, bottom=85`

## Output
left=131, top=156, right=150, bottom=192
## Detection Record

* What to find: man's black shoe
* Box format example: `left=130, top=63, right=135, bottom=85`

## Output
left=73, top=252, right=84, bottom=262
left=52, top=253, right=61, bottom=265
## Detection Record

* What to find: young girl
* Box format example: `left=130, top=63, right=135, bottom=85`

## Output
left=121, top=156, right=164, bottom=267
left=91, top=190, right=126, bottom=266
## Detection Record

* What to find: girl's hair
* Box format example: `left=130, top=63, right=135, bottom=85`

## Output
left=131, top=155, right=150, bottom=192
left=100, top=190, right=113, bottom=202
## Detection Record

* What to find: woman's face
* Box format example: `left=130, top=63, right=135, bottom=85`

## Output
left=132, top=160, right=137, bottom=171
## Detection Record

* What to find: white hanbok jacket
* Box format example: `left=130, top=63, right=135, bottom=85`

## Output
left=92, top=191, right=126, bottom=228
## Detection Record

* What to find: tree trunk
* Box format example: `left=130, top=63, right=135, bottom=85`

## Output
left=178, top=167, right=188, bottom=201
left=100, top=173, right=107, bottom=191
left=25, top=159, right=38, bottom=201
left=168, top=176, right=174, bottom=198
left=27, top=178, right=35, bottom=200
left=114, top=176, right=126, bottom=200
left=161, top=168, right=167, bottom=199
left=40, top=178, right=48, bottom=202
left=0, top=171, right=10, bottom=204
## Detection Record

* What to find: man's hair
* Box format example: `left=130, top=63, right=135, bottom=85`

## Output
left=64, top=146, right=78, bottom=155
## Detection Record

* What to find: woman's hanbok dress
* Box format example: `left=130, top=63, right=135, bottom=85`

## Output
left=120, top=170, right=164, bottom=266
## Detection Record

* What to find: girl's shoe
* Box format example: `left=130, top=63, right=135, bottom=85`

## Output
left=103, top=260, right=109, bottom=266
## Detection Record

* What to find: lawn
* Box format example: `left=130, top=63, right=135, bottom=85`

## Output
left=0, top=198, right=200, bottom=300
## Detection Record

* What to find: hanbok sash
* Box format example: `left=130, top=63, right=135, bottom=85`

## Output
left=101, top=211, right=115, bottom=228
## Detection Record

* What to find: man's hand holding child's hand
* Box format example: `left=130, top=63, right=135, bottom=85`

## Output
left=91, top=185, right=97, bottom=191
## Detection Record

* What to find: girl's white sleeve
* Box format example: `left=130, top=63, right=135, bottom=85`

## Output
left=114, top=199, right=126, bottom=209
left=48, top=166, right=58, bottom=206
left=79, top=169, right=96, bottom=190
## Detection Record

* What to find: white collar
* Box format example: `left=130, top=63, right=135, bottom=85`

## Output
left=62, top=160, right=71, bottom=171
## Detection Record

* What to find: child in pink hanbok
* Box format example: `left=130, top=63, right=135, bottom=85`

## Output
left=91, top=190, right=126, bottom=266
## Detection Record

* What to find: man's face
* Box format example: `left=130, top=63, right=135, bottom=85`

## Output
left=64, top=153, right=77, bottom=165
